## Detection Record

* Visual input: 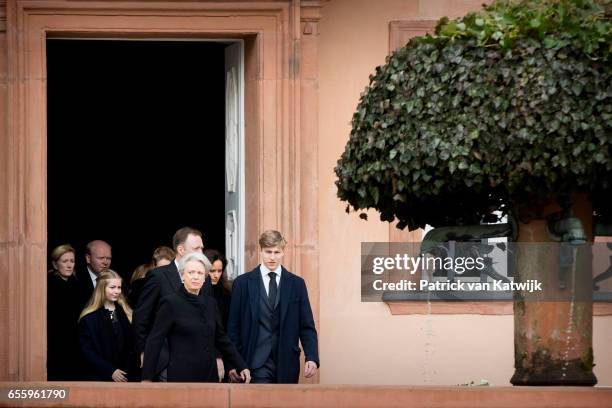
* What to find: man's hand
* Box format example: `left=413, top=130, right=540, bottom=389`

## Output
left=216, top=358, right=225, bottom=382
left=240, top=369, right=251, bottom=384
left=112, top=369, right=128, bottom=382
left=304, top=361, right=317, bottom=378
left=229, top=369, right=242, bottom=382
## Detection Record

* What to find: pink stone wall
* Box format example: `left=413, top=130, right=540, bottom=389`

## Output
left=317, top=0, right=612, bottom=386
left=0, top=0, right=610, bottom=388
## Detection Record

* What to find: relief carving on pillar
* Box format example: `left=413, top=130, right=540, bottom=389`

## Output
left=300, top=0, right=328, bottom=27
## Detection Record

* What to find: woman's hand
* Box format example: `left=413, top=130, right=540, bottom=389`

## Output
left=216, top=358, right=225, bottom=382
left=228, top=369, right=241, bottom=382
left=112, top=369, right=128, bottom=382
left=239, top=369, right=251, bottom=384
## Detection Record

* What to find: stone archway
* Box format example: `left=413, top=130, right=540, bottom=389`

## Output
left=2, top=0, right=323, bottom=381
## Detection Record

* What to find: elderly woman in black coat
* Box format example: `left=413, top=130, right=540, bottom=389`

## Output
left=142, top=252, right=250, bottom=383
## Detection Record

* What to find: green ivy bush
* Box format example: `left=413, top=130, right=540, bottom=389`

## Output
left=335, top=0, right=611, bottom=230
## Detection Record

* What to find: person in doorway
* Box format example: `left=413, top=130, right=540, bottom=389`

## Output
left=47, top=244, right=85, bottom=380
left=79, top=270, right=139, bottom=382
left=133, top=227, right=211, bottom=380
left=128, top=264, right=150, bottom=308
left=227, top=230, right=319, bottom=384
left=152, top=246, right=175, bottom=268
left=128, top=246, right=175, bottom=308
left=142, top=252, right=250, bottom=383
left=204, top=249, right=232, bottom=328
left=204, top=248, right=233, bottom=382
left=76, top=240, right=112, bottom=308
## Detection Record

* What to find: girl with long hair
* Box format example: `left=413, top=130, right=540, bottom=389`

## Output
left=79, top=270, right=139, bottom=381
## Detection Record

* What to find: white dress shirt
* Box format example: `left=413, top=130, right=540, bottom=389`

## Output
left=260, top=264, right=281, bottom=295
left=87, top=267, right=98, bottom=288
left=174, top=259, right=182, bottom=283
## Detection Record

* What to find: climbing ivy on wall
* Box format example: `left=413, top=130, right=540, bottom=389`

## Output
left=335, top=0, right=611, bottom=230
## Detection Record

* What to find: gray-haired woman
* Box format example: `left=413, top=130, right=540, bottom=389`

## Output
left=142, top=252, right=250, bottom=382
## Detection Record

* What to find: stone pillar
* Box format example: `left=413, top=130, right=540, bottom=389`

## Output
left=511, top=194, right=596, bottom=385
left=0, top=0, right=9, bottom=381
left=297, top=0, right=325, bottom=384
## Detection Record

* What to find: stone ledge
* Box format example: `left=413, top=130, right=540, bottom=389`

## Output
left=385, top=301, right=612, bottom=315
left=1, top=383, right=611, bottom=408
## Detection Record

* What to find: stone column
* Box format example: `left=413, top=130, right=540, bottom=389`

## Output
left=297, top=0, right=326, bottom=384
left=511, top=194, right=596, bottom=385
left=0, top=0, right=10, bottom=381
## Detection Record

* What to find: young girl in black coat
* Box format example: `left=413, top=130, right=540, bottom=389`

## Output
left=79, top=270, right=139, bottom=381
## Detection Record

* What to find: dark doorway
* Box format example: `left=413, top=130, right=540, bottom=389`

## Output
left=47, top=39, right=227, bottom=284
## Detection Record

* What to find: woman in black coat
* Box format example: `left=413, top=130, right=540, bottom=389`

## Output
left=79, top=270, right=139, bottom=382
left=47, top=244, right=83, bottom=380
left=204, top=249, right=233, bottom=381
left=142, top=252, right=250, bottom=383
left=203, top=249, right=232, bottom=329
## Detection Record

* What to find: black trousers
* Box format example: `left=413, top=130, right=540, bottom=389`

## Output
left=251, top=357, right=276, bottom=384
left=157, top=368, right=167, bottom=382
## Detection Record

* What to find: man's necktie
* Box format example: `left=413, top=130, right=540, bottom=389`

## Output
left=268, top=272, right=278, bottom=307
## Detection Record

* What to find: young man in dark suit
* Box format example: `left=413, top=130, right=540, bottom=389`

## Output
left=227, top=230, right=319, bottom=384
left=133, top=226, right=211, bottom=380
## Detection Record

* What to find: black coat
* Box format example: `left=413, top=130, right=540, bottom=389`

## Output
left=211, top=283, right=231, bottom=330
left=133, top=260, right=212, bottom=355
left=75, top=267, right=96, bottom=309
left=127, top=278, right=146, bottom=309
left=211, top=283, right=232, bottom=381
left=79, top=305, right=139, bottom=381
left=142, top=286, right=247, bottom=382
left=47, top=273, right=84, bottom=380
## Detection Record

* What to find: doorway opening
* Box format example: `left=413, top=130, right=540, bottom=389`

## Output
left=46, top=39, right=243, bottom=283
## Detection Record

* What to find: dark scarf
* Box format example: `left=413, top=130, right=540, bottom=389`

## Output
left=179, top=285, right=208, bottom=325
